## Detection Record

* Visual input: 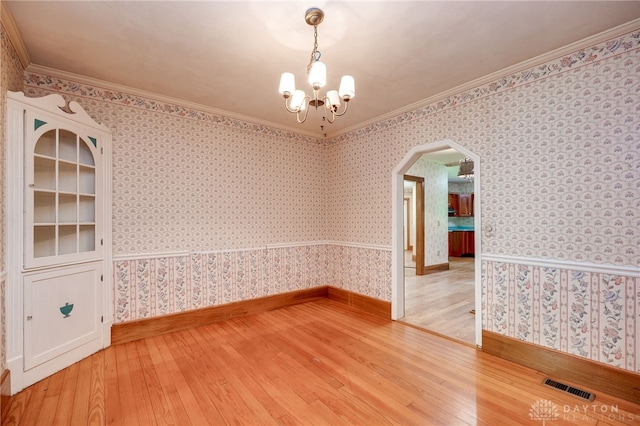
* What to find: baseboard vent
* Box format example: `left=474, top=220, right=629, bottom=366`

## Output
left=543, top=378, right=595, bottom=402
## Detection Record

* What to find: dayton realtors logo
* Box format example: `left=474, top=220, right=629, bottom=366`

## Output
left=529, top=399, right=638, bottom=424
left=529, top=399, right=560, bottom=425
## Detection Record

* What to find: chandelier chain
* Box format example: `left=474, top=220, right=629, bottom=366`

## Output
left=307, top=25, right=320, bottom=74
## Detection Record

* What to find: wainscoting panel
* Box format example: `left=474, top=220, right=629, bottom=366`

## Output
left=113, top=243, right=394, bottom=324
left=482, top=255, right=640, bottom=374
left=113, top=244, right=329, bottom=323
left=325, top=243, right=392, bottom=302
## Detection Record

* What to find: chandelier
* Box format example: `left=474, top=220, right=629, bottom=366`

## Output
left=457, top=158, right=474, bottom=181
left=278, top=8, right=355, bottom=124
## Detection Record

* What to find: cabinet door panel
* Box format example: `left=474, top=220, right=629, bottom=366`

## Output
left=458, top=194, right=473, bottom=217
left=24, top=263, right=101, bottom=370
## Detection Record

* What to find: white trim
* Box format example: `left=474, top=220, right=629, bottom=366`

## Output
left=112, top=251, right=191, bottom=262
left=112, top=241, right=392, bottom=262
left=481, top=254, right=640, bottom=278
left=0, top=3, right=31, bottom=68
left=6, top=95, right=26, bottom=394
left=331, top=19, right=640, bottom=139
left=102, top=119, right=114, bottom=342
left=266, top=241, right=329, bottom=249
left=391, top=140, right=483, bottom=348
left=8, top=91, right=110, bottom=132
left=324, top=241, right=391, bottom=251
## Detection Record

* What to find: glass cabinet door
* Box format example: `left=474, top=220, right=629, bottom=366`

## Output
left=25, top=114, right=101, bottom=268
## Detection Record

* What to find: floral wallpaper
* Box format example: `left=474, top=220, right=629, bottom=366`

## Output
left=23, top=87, right=327, bottom=255
left=483, top=260, right=639, bottom=371
left=406, top=157, right=449, bottom=266
left=322, top=28, right=640, bottom=372
left=2, top=22, right=637, bottom=377
left=114, top=245, right=328, bottom=322
left=114, top=244, right=391, bottom=323
left=1, top=24, right=25, bottom=374
left=327, top=29, right=640, bottom=267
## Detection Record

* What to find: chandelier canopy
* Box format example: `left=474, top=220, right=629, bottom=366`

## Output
left=278, top=8, right=355, bottom=124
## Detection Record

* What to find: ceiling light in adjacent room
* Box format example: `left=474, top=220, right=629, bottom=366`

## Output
left=457, top=158, right=474, bottom=181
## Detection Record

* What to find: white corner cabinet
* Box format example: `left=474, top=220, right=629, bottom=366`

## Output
left=5, top=92, right=112, bottom=393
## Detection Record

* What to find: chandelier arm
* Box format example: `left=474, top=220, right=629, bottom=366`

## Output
left=296, top=105, right=310, bottom=124
left=283, top=97, right=301, bottom=114
left=325, top=109, right=336, bottom=123
left=331, top=100, right=350, bottom=117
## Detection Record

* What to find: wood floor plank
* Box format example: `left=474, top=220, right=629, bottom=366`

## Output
left=112, top=343, right=141, bottom=425
left=179, top=323, right=277, bottom=425
left=87, top=351, right=105, bottom=426
left=136, top=337, right=179, bottom=425
left=264, top=313, right=427, bottom=424
left=34, top=367, right=66, bottom=426
left=158, top=332, right=221, bottom=424
left=1, top=386, right=33, bottom=426
left=144, top=335, right=202, bottom=426
left=160, top=331, right=229, bottom=424
left=51, top=361, right=80, bottom=426
left=125, top=342, right=157, bottom=425
left=4, top=299, right=640, bottom=425
left=69, top=355, right=93, bottom=425
left=404, top=256, right=476, bottom=345
left=104, top=346, right=123, bottom=425
left=192, top=325, right=302, bottom=423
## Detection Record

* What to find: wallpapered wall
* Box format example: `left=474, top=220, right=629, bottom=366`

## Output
left=1, top=25, right=26, bottom=374
left=2, top=24, right=639, bottom=376
left=406, top=157, right=449, bottom=266
left=323, top=29, right=640, bottom=372
left=483, top=261, right=637, bottom=371
left=327, top=37, right=639, bottom=266
left=13, top=90, right=328, bottom=255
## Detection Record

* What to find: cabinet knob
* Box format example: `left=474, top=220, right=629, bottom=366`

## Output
left=26, top=315, right=33, bottom=321
left=28, top=184, right=34, bottom=188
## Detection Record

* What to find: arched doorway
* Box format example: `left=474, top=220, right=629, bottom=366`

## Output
left=391, top=140, right=482, bottom=346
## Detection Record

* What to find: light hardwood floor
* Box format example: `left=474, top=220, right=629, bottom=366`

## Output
left=3, top=299, right=639, bottom=425
left=403, top=257, right=476, bottom=345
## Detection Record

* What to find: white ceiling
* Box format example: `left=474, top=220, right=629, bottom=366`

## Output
left=4, top=1, right=640, bottom=138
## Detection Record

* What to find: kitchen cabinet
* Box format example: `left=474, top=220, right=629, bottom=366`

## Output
left=448, top=193, right=474, bottom=217
left=448, top=231, right=474, bottom=257
left=458, top=194, right=474, bottom=216
left=448, top=194, right=459, bottom=216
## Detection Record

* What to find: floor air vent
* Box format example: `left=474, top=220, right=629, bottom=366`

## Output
left=543, top=378, right=595, bottom=401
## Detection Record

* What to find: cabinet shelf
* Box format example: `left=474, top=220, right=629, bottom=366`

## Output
left=33, top=153, right=56, bottom=161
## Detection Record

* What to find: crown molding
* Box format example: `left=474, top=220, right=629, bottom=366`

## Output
left=329, top=18, right=640, bottom=139
left=25, top=63, right=323, bottom=141
left=15, top=16, right=640, bottom=142
left=1, top=2, right=30, bottom=68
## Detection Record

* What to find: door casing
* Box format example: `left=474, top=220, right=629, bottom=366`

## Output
left=391, top=140, right=482, bottom=346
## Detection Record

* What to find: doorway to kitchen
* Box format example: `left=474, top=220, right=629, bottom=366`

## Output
left=391, top=140, right=482, bottom=347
